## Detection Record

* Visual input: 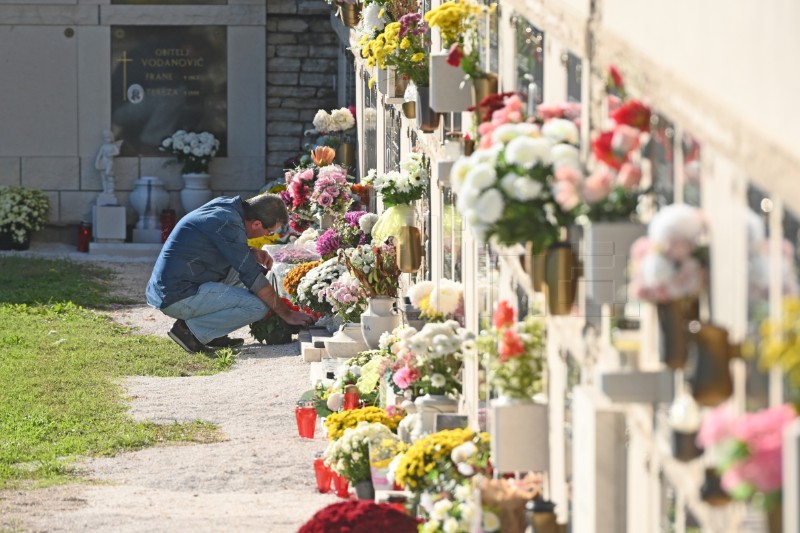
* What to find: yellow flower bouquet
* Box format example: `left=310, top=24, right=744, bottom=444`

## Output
left=425, top=0, right=495, bottom=81
left=394, top=428, right=490, bottom=493
left=324, top=406, right=404, bottom=441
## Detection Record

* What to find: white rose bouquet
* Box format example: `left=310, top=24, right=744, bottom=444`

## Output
left=0, top=186, right=50, bottom=245
left=295, top=256, right=348, bottom=316
left=450, top=120, right=581, bottom=253
left=160, top=130, right=220, bottom=174
left=324, top=421, right=402, bottom=484
left=313, top=107, right=356, bottom=145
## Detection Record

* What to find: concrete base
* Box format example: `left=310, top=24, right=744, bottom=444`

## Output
left=89, top=242, right=162, bottom=261
left=92, top=205, right=126, bottom=242
left=133, top=228, right=162, bottom=244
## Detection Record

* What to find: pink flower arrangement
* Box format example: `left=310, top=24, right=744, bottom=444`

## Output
left=629, top=204, right=707, bottom=303
left=310, top=165, right=352, bottom=218
left=697, top=404, right=796, bottom=508
left=476, top=93, right=528, bottom=149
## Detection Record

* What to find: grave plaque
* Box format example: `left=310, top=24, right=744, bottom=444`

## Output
left=111, top=26, right=227, bottom=157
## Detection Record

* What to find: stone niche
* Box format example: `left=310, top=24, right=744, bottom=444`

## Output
left=111, top=25, right=228, bottom=157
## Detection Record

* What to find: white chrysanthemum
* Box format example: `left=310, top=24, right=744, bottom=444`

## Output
left=454, top=483, right=472, bottom=502
left=541, top=118, right=579, bottom=145
left=451, top=441, right=477, bottom=463
left=550, top=143, right=581, bottom=168
left=512, top=176, right=543, bottom=201
left=471, top=145, right=501, bottom=166
left=492, top=123, right=524, bottom=143
left=408, top=280, right=434, bottom=307
left=481, top=510, right=501, bottom=532
left=442, top=518, right=459, bottom=533
left=430, top=373, right=447, bottom=388
left=464, top=162, right=497, bottom=190
left=358, top=213, right=378, bottom=234
left=361, top=2, right=387, bottom=32
left=474, top=188, right=505, bottom=224
left=330, top=107, right=355, bottom=131
left=504, top=136, right=552, bottom=168
left=449, top=157, right=473, bottom=193
left=648, top=204, right=705, bottom=246
left=429, top=280, right=463, bottom=315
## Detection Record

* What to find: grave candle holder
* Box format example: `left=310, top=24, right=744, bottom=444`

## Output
left=295, top=400, right=317, bottom=439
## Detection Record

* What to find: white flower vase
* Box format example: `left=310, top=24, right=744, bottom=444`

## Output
left=180, top=172, right=213, bottom=214
left=414, top=394, right=458, bottom=435
left=130, top=176, right=170, bottom=230
left=489, top=398, right=549, bottom=473
left=360, top=296, right=401, bottom=350
left=323, top=322, right=369, bottom=358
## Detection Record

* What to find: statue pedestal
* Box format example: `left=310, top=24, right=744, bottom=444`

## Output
left=92, top=205, right=126, bottom=242
left=96, top=193, right=118, bottom=207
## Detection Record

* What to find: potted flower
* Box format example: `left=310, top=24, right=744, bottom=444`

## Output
left=312, top=108, right=357, bottom=169
left=425, top=0, right=497, bottom=109
left=697, top=403, right=796, bottom=530
left=450, top=93, right=582, bottom=314
left=0, top=185, right=50, bottom=250
left=341, top=242, right=402, bottom=349
left=629, top=203, right=707, bottom=369
left=324, top=422, right=403, bottom=500
left=159, top=130, right=220, bottom=212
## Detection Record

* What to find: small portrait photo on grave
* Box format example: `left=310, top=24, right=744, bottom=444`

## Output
left=111, top=25, right=227, bottom=157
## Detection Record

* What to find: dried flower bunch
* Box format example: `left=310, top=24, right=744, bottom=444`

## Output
left=341, top=242, right=401, bottom=298
left=159, top=130, right=220, bottom=174
left=0, top=186, right=50, bottom=245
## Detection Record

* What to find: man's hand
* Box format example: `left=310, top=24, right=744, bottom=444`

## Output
left=281, top=309, right=316, bottom=327
left=252, top=248, right=273, bottom=271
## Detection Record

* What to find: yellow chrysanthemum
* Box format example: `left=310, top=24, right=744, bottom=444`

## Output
left=411, top=52, right=425, bottom=63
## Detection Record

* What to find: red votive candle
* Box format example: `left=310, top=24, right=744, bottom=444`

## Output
left=295, top=401, right=317, bottom=439
left=313, top=455, right=332, bottom=494
left=343, top=385, right=359, bottom=411
left=331, top=471, right=350, bottom=498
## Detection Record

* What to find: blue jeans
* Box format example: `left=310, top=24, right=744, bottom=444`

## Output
left=160, top=269, right=269, bottom=344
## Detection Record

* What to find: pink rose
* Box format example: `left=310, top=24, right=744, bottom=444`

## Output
left=611, top=125, right=640, bottom=155
left=536, top=103, right=564, bottom=120
left=555, top=166, right=582, bottom=187
left=696, top=404, right=736, bottom=448
left=616, top=162, right=642, bottom=190
left=554, top=181, right=580, bottom=211
left=318, top=193, right=334, bottom=207
left=504, top=94, right=523, bottom=113
left=582, top=169, right=614, bottom=203
left=326, top=186, right=339, bottom=195
left=299, top=168, right=315, bottom=182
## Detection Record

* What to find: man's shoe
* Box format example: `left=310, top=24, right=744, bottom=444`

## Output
left=168, top=319, right=214, bottom=354
left=207, top=335, right=245, bottom=348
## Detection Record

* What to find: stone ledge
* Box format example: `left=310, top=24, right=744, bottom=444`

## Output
left=89, top=242, right=162, bottom=261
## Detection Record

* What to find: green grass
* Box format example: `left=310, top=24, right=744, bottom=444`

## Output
left=0, top=257, right=229, bottom=489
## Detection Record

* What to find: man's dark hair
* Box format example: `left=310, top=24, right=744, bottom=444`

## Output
left=243, top=193, right=289, bottom=229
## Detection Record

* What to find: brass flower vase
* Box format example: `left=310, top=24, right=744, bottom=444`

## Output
left=656, top=298, right=700, bottom=369
left=767, top=503, right=782, bottom=533
left=463, top=137, right=475, bottom=156
left=415, top=86, right=441, bottom=133
left=672, top=430, right=703, bottom=462
left=471, top=72, right=499, bottom=107
left=397, top=225, right=422, bottom=273
left=687, top=321, right=735, bottom=407
left=337, top=1, right=362, bottom=28
left=544, top=241, right=579, bottom=315
left=699, top=468, right=730, bottom=506
left=334, top=142, right=355, bottom=170
left=523, top=241, right=547, bottom=293
left=525, top=498, right=559, bottom=533
left=401, top=101, right=416, bottom=119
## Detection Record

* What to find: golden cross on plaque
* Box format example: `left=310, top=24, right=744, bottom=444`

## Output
left=115, top=51, right=132, bottom=101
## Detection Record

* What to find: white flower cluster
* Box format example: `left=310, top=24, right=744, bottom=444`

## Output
left=160, top=130, right=220, bottom=174
left=296, top=256, right=348, bottom=313
left=419, top=484, right=481, bottom=533
left=407, top=279, right=463, bottom=319
left=449, top=121, right=581, bottom=242
left=323, top=421, right=400, bottom=479
left=363, top=154, right=429, bottom=206
left=312, top=107, right=356, bottom=133
left=0, top=186, right=50, bottom=244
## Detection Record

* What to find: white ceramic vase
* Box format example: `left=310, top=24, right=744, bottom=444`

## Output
left=360, top=296, right=401, bottom=350
left=414, top=394, right=458, bottom=435
left=489, top=398, right=549, bottom=473
left=180, top=172, right=213, bottom=214
left=324, top=322, right=369, bottom=358
left=130, top=176, right=170, bottom=230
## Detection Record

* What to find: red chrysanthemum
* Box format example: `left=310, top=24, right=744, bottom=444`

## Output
left=298, top=500, right=420, bottom=533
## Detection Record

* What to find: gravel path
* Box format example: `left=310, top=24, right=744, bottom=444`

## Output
left=0, top=247, right=338, bottom=532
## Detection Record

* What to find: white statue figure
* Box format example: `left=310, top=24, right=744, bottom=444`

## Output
left=95, top=130, right=123, bottom=196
